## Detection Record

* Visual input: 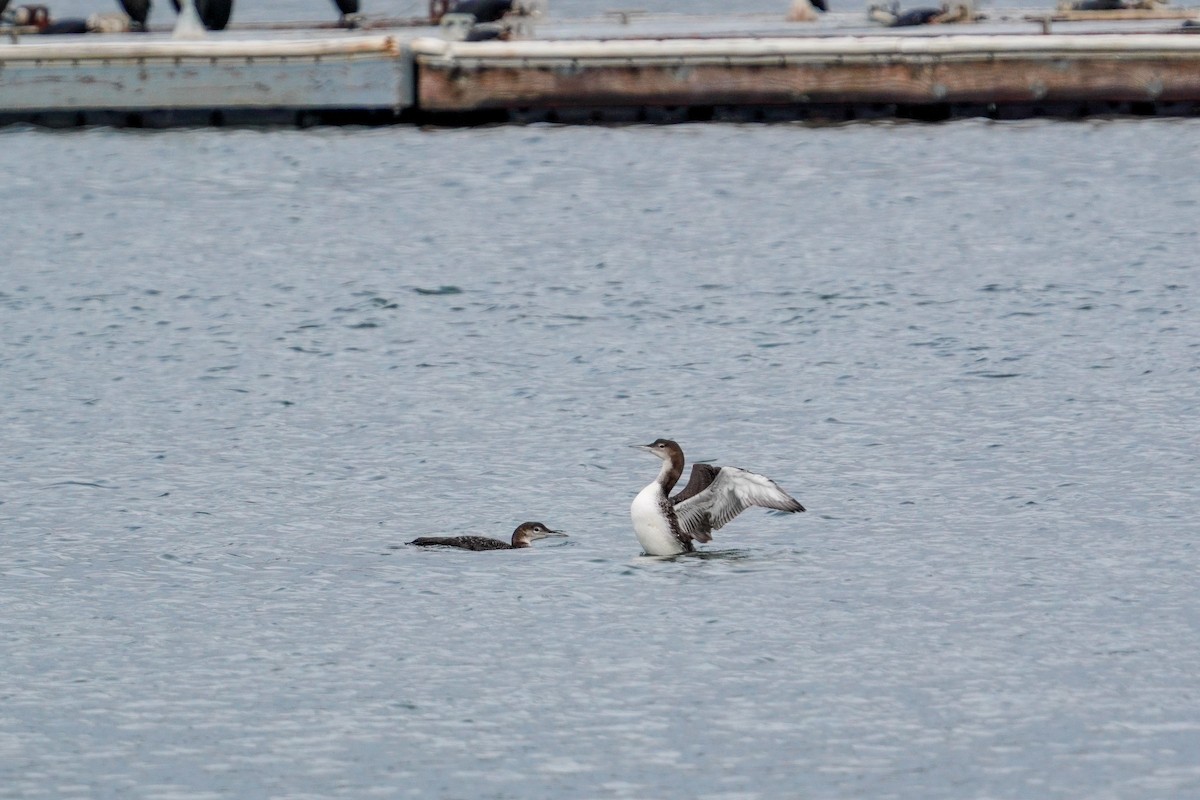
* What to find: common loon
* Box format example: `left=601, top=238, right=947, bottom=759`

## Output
left=630, top=439, right=805, bottom=556
left=410, top=522, right=565, bottom=551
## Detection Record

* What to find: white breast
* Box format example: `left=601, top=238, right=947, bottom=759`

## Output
left=630, top=483, right=686, bottom=556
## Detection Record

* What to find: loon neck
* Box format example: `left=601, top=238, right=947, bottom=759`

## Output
left=655, top=451, right=684, bottom=495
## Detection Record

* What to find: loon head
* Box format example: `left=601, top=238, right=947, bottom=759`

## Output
left=510, top=521, right=566, bottom=548
left=634, top=438, right=684, bottom=463
left=633, top=438, right=686, bottom=493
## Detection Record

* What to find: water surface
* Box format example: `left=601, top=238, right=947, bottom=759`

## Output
left=1, top=120, right=1198, bottom=798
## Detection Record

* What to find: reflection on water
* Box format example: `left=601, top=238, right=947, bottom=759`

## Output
left=2, top=120, right=1199, bottom=799
left=629, top=548, right=755, bottom=565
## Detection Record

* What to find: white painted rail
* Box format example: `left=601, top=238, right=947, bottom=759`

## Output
left=410, top=33, right=1200, bottom=63
left=0, top=35, right=401, bottom=62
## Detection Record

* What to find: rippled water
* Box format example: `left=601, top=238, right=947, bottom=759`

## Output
left=2, top=120, right=1199, bottom=799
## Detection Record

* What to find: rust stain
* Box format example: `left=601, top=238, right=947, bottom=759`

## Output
left=418, top=55, right=1200, bottom=111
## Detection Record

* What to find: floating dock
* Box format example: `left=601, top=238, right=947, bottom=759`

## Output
left=3, top=9, right=1200, bottom=125
left=411, top=32, right=1200, bottom=122
left=0, top=34, right=410, bottom=126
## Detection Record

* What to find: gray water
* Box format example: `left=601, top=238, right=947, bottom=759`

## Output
left=2, top=120, right=1199, bottom=799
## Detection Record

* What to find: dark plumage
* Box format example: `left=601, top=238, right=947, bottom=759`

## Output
left=117, top=0, right=151, bottom=27
left=332, top=0, right=359, bottom=14
left=449, top=0, right=512, bottom=23
left=465, top=25, right=506, bottom=40
left=411, top=535, right=516, bottom=550
left=892, top=7, right=943, bottom=25
left=670, top=462, right=722, bottom=506
left=410, top=521, right=565, bottom=551
left=40, top=18, right=89, bottom=33
left=170, top=0, right=233, bottom=30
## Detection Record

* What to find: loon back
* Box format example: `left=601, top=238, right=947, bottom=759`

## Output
left=410, top=535, right=513, bottom=550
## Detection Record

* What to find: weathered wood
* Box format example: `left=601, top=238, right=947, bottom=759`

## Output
left=412, top=34, right=1200, bottom=111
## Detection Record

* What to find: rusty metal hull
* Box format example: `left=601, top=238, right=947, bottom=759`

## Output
left=412, top=34, right=1200, bottom=114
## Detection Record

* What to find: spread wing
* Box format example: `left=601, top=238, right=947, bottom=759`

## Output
left=673, top=466, right=805, bottom=540
left=671, top=463, right=722, bottom=506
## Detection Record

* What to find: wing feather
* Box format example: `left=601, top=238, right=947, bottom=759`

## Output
left=674, top=466, right=805, bottom=538
left=671, top=463, right=721, bottom=506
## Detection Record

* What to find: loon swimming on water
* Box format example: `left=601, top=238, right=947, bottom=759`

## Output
left=630, top=439, right=805, bottom=556
left=410, top=521, right=565, bottom=551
